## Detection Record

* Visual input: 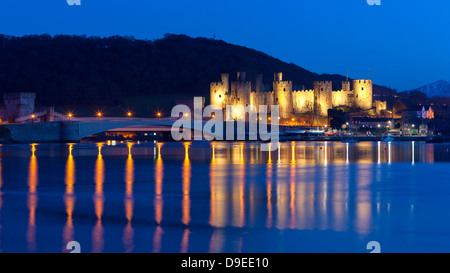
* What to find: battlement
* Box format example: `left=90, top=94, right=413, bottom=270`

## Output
left=210, top=82, right=225, bottom=87
left=332, top=89, right=351, bottom=93
left=250, top=90, right=274, bottom=94
left=353, top=79, right=372, bottom=84
left=273, top=81, right=292, bottom=85
left=231, top=81, right=252, bottom=85
left=3, top=92, right=36, bottom=100
left=293, top=89, right=314, bottom=93
left=314, top=81, right=332, bottom=85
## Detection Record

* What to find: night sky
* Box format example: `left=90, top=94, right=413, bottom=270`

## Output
left=0, top=0, right=448, bottom=91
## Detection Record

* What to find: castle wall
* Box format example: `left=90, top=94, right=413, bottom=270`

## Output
left=251, top=91, right=274, bottom=111
left=273, top=73, right=293, bottom=119
left=210, top=73, right=374, bottom=121
left=374, top=100, right=387, bottom=116
left=332, top=90, right=351, bottom=108
left=210, top=73, right=229, bottom=108
left=313, top=81, right=332, bottom=116
left=353, top=79, right=373, bottom=110
left=3, top=92, right=36, bottom=120
left=292, top=90, right=314, bottom=114
left=231, top=81, right=252, bottom=107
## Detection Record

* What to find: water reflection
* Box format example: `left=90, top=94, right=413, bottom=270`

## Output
left=27, top=144, right=38, bottom=252
left=181, top=142, right=191, bottom=253
left=92, top=143, right=104, bottom=253
left=153, top=142, right=164, bottom=253
left=209, top=144, right=227, bottom=228
left=123, top=142, right=134, bottom=253
left=0, top=141, right=448, bottom=253
left=63, top=143, right=75, bottom=251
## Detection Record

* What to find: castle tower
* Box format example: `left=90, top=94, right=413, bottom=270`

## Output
left=353, top=79, right=373, bottom=110
left=3, top=92, right=36, bottom=121
left=210, top=73, right=229, bottom=108
left=273, top=72, right=293, bottom=119
left=342, top=81, right=351, bottom=92
left=255, top=74, right=263, bottom=93
left=313, top=81, right=332, bottom=116
left=231, top=72, right=251, bottom=107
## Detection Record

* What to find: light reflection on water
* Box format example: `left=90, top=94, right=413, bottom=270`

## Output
left=0, top=141, right=449, bottom=252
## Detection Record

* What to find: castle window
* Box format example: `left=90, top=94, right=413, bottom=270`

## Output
left=214, top=90, right=216, bottom=93
left=321, top=88, right=323, bottom=91
left=238, top=98, right=240, bottom=101
left=284, top=88, right=286, bottom=91
left=219, top=94, right=221, bottom=98
left=276, top=98, right=278, bottom=102
left=362, top=87, right=364, bottom=90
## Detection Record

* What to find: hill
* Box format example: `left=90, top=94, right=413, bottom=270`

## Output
left=405, top=80, right=450, bottom=98
left=0, top=33, right=395, bottom=113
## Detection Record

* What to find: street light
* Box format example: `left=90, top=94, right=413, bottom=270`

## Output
left=68, top=113, right=73, bottom=120
left=156, top=112, right=162, bottom=118
left=127, top=111, right=132, bottom=118
left=97, top=112, right=103, bottom=118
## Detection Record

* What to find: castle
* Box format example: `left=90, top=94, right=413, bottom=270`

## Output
left=210, top=72, right=378, bottom=123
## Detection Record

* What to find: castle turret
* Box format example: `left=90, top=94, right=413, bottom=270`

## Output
left=210, top=73, right=229, bottom=108
left=342, top=81, right=351, bottom=92
left=353, top=79, right=373, bottom=110
left=231, top=72, right=251, bottom=107
left=313, top=81, right=332, bottom=116
left=255, top=74, right=263, bottom=93
left=273, top=72, right=293, bottom=119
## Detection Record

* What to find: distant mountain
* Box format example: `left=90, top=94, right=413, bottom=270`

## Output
left=0, top=33, right=395, bottom=107
left=406, top=80, right=450, bottom=98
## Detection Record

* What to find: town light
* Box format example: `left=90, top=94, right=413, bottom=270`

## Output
left=31, top=114, right=35, bottom=119
left=184, top=113, right=189, bottom=117
left=97, top=112, right=103, bottom=117
left=157, top=112, right=162, bottom=118
left=68, top=113, right=73, bottom=119
left=127, top=112, right=132, bottom=117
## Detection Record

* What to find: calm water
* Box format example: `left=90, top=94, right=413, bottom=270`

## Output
left=0, top=141, right=449, bottom=253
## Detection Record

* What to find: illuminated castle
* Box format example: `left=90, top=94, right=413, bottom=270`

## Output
left=210, top=72, right=375, bottom=120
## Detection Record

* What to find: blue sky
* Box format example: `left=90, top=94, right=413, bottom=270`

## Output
left=0, top=0, right=448, bottom=91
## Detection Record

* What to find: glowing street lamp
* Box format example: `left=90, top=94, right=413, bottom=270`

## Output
left=156, top=112, right=162, bottom=118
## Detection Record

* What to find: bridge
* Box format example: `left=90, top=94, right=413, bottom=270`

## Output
left=3, top=117, right=215, bottom=142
